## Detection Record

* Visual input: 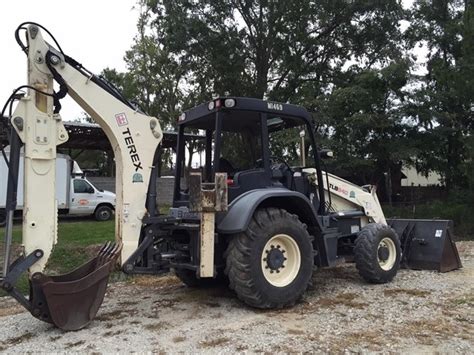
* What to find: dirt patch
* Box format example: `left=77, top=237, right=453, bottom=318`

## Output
left=450, top=294, right=474, bottom=306
left=130, top=275, right=181, bottom=289
left=316, top=292, right=368, bottom=309
left=65, top=340, right=85, bottom=349
left=4, top=332, right=34, bottom=346
left=287, top=328, right=305, bottom=335
left=383, top=288, right=431, bottom=297
left=96, top=309, right=133, bottom=321
left=337, top=330, right=385, bottom=352
left=144, top=321, right=171, bottom=331
left=0, top=304, right=25, bottom=317
left=153, top=299, right=178, bottom=308
left=199, top=336, right=231, bottom=348
left=103, top=330, right=122, bottom=336
left=172, top=336, right=186, bottom=343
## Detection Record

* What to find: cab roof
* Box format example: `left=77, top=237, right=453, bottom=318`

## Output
left=178, top=97, right=313, bottom=132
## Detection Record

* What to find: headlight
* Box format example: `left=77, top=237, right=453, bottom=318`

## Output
left=224, top=98, right=236, bottom=108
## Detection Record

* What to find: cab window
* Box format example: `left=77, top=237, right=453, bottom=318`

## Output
left=268, top=118, right=315, bottom=168
left=74, top=179, right=94, bottom=193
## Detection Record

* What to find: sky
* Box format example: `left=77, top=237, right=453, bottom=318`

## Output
left=0, top=0, right=139, bottom=121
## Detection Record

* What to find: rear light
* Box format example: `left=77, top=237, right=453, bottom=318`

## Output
left=208, top=101, right=215, bottom=110
left=178, top=113, right=186, bottom=121
left=226, top=178, right=234, bottom=185
left=215, top=99, right=222, bottom=109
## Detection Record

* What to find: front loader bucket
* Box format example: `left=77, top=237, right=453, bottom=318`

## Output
left=28, top=242, right=121, bottom=331
left=388, top=219, right=462, bottom=272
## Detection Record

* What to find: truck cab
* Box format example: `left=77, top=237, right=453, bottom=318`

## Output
left=68, top=177, right=116, bottom=221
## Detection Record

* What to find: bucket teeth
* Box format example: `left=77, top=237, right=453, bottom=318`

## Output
left=97, top=242, right=121, bottom=268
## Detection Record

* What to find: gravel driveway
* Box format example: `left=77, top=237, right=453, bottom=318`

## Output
left=1, top=241, right=473, bottom=353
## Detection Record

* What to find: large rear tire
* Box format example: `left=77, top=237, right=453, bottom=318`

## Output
left=354, top=223, right=401, bottom=283
left=225, top=208, right=314, bottom=308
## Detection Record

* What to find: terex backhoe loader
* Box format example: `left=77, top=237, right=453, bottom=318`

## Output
left=1, top=23, right=462, bottom=331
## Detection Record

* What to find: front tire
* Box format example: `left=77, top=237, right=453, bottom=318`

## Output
left=94, top=205, right=113, bottom=221
left=225, top=208, right=314, bottom=308
left=354, top=223, right=401, bottom=283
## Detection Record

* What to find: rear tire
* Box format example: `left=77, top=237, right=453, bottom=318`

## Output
left=94, top=205, right=113, bottom=221
left=225, top=208, right=314, bottom=308
left=354, top=223, right=401, bottom=283
left=175, top=269, right=227, bottom=288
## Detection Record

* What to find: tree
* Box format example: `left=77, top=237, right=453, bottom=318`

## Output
left=405, top=0, right=473, bottom=191
left=116, top=0, right=407, bottom=175
left=134, top=0, right=405, bottom=103
left=314, top=61, right=415, bottom=202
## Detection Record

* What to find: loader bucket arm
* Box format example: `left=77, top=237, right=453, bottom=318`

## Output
left=1, top=23, right=162, bottom=330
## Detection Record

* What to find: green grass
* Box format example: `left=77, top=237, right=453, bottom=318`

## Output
left=1, top=219, right=115, bottom=295
left=1, top=205, right=172, bottom=297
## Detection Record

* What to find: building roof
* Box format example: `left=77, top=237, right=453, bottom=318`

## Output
left=1, top=117, right=202, bottom=151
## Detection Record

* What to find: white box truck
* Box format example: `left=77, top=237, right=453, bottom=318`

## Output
left=0, top=150, right=116, bottom=226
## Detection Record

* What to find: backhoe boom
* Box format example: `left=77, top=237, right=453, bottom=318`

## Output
left=1, top=23, right=162, bottom=330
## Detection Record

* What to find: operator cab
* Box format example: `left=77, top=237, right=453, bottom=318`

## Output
left=173, top=97, right=327, bottom=214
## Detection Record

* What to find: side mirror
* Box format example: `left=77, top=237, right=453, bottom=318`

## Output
left=319, top=149, right=334, bottom=159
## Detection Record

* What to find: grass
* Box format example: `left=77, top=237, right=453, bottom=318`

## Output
left=1, top=219, right=114, bottom=296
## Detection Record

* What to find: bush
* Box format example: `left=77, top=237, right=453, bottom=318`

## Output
left=383, top=200, right=473, bottom=240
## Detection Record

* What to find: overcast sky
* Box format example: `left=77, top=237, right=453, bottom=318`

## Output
left=0, top=0, right=139, bottom=121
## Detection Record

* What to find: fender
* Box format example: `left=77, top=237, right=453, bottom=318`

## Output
left=216, top=188, right=322, bottom=234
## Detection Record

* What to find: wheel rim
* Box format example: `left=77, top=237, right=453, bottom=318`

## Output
left=261, top=234, right=301, bottom=287
left=377, top=237, right=396, bottom=271
left=99, top=210, right=110, bottom=220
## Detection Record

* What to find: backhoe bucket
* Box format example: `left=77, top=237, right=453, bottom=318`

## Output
left=28, top=242, right=121, bottom=331
left=388, top=219, right=462, bottom=272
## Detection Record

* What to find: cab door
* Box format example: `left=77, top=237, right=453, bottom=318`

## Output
left=70, top=178, right=96, bottom=215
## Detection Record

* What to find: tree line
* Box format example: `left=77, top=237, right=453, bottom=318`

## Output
left=103, top=0, right=473, bottom=200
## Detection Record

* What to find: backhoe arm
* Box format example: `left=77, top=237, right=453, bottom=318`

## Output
left=9, top=24, right=163, bottom=273
left=2, top=23, right=162, bottom=330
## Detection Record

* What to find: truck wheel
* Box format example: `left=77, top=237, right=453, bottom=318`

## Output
left=175, top=269, right=227, bottom=288
left=354, top=223, right=401, bottom=283
left=225, top=208, right=314, bottom=308
left=94, top=205, right=113, bottom=221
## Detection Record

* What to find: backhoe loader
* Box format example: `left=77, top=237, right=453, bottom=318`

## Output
left=1, top=23, right=461, bottom=331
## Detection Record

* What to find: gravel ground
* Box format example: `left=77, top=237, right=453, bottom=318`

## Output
left=1, top=241, right=473, bottom=353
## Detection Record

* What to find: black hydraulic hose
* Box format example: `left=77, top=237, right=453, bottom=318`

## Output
left=15, top=22, right=65, bottom=54
left=2, top=129, right=22, bottom=277
left=64, top=55, right=135, bottom=110
left=146, top=145, right=162, bottom=217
